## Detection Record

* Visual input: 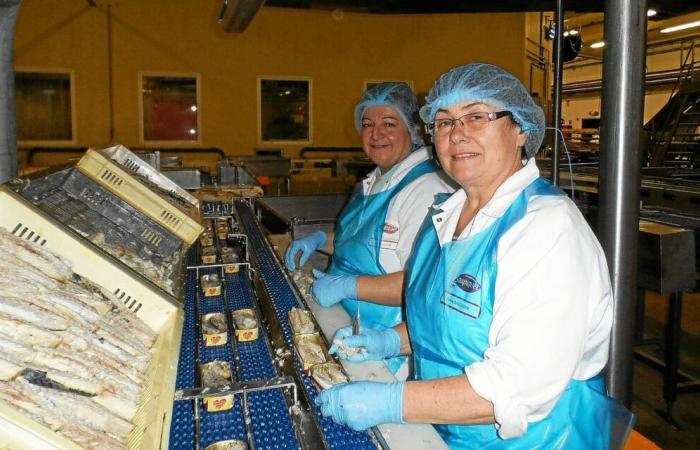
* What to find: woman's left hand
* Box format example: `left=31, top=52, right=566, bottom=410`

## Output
left=315, top=381, right=404, bottom=430
left=311, top=269, right=357, bottom=307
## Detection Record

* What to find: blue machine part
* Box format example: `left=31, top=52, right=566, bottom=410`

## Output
left=169, top=269, right=198, bottom=450
left=227, top=270, right=298, bottom=449
left=199, top=398, right=248, bottom=449
left=187, top=242, right=201, bottom=267
left=236, top=201, right=379, bottom=450
left=169, top=401, right=195, bottom=450
left=176, top=269, right=198, bottom=389
left=172, top=246, right=300, bottom=450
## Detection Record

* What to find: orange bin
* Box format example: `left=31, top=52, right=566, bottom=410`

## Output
left=624, top=430, right=661, bottom=450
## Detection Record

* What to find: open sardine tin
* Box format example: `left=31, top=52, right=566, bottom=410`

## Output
left=292, top=333, right=330, bottom=372
left=231, top=309, right=258, bottom=342
left=201, top=245, right=217, bottom=264
left=201, top=274, right=222, bottom=297
left=201, top=313, right=228, bottom=346
left=200, top=231, right=214, bottom=247
left=200, top=361, right=234, bottom=412
left=288, top=307, right=317, bottom=335
left=221, top=247, right=241, bottom=272
left=310, top=362, right=349, bottom=391
left=205, top=439, right=248, bottom=450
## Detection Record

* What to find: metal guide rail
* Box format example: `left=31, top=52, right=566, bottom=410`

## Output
left=235, top=199, right=382, bottom=450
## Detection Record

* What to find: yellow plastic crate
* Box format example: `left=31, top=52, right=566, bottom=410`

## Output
left=0, top=187, right=183, bottom=449
left=76, top=149, right=203, bottom=245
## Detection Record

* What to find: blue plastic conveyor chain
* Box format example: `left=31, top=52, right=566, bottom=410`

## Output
left=169, top=210, right=299, bottom=449
left=235, top=200, right=379, bottom=450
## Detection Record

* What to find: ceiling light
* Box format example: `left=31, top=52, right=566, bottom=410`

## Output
left=590, top=41, right=605, bottom=49
left=660, top=20, right=700, bottom=34
left=190, top=105, right=197, bottom=112
left=647, top=9, right=657, bottom=17
left=569, top=29, right=579, bottom=35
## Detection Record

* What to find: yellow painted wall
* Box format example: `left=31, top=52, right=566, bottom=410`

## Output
left=15, top=0, right=529, bottom=163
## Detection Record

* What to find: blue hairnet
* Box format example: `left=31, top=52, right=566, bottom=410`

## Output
left=354, top=82, right=425, bottom=150
left=419, top=63, right=545, bottom=158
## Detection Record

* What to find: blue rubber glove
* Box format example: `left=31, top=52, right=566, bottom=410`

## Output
left=329, top=326, right=401, bottom=362
left=315, top=381, right=405, bottom=431
left=311, top=269, right=358, bottom=307
left=285, top=231, right=327, bottom=270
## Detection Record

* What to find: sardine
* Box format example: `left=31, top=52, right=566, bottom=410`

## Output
left=15, top=377, right=134, bottom=439
left=0, top=316, right=61, bottom=347
left=0, top=297, right=69, bottom=331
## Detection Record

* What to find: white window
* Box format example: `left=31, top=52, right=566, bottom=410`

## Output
left=15, top=69, right=75, bottom=145
left=258, top=76, right=312, bottom=144
left=139, top=73, right=200, bottom=144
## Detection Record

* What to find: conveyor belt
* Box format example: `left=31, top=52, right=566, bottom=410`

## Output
left=171, top=257, right=299, bottom=449
left=236, top=200, right=379, bottom=450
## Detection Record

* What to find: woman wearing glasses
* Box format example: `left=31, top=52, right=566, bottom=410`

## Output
left=317, top=64, right=632, bottom=449
left=285, top=82, right=453, bottom=378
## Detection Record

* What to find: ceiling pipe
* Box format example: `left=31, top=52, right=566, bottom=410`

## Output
left=221, top=0, right=265, bottom=33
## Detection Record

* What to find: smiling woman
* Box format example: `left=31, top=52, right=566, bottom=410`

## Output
left=360, top=105, right=412, bottom=172
left=315, top=64, right=635, bottom=450
left=285, top=82, right=454, bottom=379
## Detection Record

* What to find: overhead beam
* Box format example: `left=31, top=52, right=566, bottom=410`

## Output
left=221, top=0, right=266, bottom=33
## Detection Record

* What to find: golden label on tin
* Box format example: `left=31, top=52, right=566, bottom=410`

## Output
left=225, top=265, right=240, bottom=273
left=236, top=328, right=258, bottom=342
left=204, top=286, right=222, bottom=297
left=202, top=255, right=217, bottom=264
left=204, top=332, right=228, bottom=346
left=204, top=395, right=233, bottom=412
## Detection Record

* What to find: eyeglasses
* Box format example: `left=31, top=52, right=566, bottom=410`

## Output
left=425, top=111, right=513, bottom=136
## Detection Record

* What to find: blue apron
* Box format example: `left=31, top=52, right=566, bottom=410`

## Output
left=406, top=177, right=634, bottom=449
left=330, top=159, right=438, bottom=374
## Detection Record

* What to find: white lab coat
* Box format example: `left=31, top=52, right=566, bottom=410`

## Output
left=361, top=147, right=455, bottom=273
left=429, top=158, right=613, bottom=439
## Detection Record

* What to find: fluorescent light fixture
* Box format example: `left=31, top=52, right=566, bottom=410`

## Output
left=647, top=9, right=657, bottom=17
left=660, top=20, right=700, bottom=33
left=590, top=41, right=605, bottom=49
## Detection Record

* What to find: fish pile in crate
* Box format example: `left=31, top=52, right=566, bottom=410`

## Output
left=0, top=228, right=156, bottom=449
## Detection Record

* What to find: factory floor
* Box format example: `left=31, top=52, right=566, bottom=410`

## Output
left=633, top=290, right=700, bottom=449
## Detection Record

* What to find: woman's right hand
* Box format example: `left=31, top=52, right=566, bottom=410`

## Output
left=285, top=231, right=327, bottom=270
left=329, top=326, right=401, bottom=362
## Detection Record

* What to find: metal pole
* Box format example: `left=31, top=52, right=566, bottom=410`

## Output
left=0, top=1, right=21, bottom=184
left=550, top=0, right=564, bottom=187
left=598, top=0, right=647, bottom=407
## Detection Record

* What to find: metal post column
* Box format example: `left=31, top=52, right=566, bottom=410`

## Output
left=598, top=0, right=647, bottom=407
left=550, top=0, right=564, bottom=187
left=0, top=1, right=21, bottom=184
